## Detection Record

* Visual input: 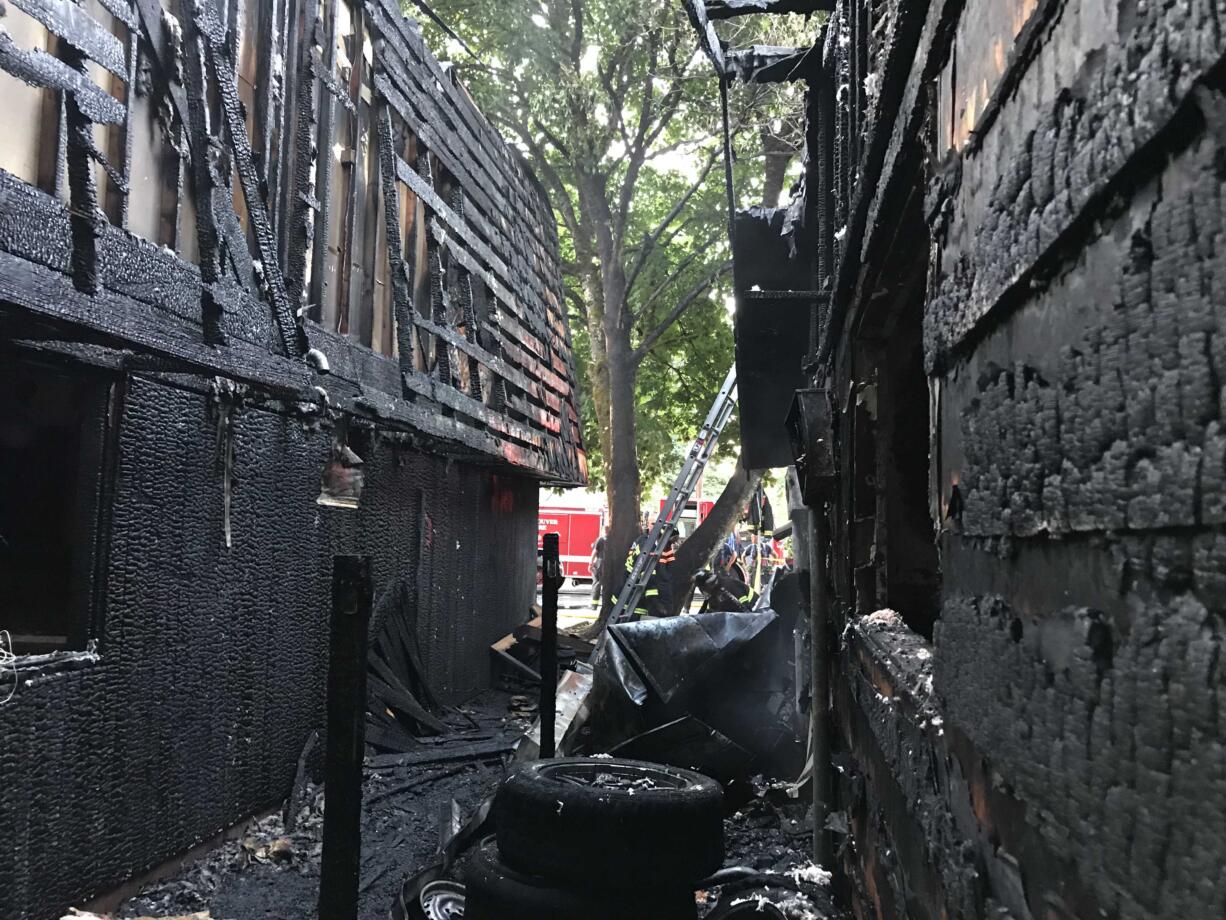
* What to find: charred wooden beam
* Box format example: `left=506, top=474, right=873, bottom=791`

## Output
left=319, top=555, right=372, bottom=920
left=705, top=0, right=833, bottom=18
left=0, top=28, right=124, bottom=124
left=374, top=101, right=419, bottom=397
left=682, top=0, right=726, bottom=75
left=11, top=0, right=128, bottom=76
left=308, top=0, right=341, bottom=321
left=193, top=0, right=304, bottom=357
left=284, top=0, right=321, bottom=313
left=179, top=10, right=228, bottom=345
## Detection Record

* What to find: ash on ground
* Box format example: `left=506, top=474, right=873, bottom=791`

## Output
left=697, top=780, right=844, bottom=919
left=115, top=692, right=523, bottom=920
left=111, top=692, right=840, bottom=920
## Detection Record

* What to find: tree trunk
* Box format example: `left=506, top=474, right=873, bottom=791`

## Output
left=582, top=263, right=612, bottom=492
left=578, top=169, right=641, bottom=634
left=664, top=461, right=763, bottom=616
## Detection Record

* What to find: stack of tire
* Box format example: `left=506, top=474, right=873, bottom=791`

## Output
left=464, top=757, right=726, bottom=919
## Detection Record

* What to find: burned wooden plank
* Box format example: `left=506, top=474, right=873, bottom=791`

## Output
left=308, top=0, right=341, bottom=322
left=118, top=30, right=138, bottom=230
left=374, top=101, right=418, bottom=394
left=0, top=250, right=316, bottom=392
left=11, top=0, right=128, bottom=78
left=95, top=0, right=138, bottom=29
left=194, top=0, right=304, bottom=358
left=399, top=365, right=554, bottom=452
left=0, top=28, right=124, bottom=124
left=368, top=656, right=446, bottom=734
left=320, top=555, right=371, bottom=920
left=364, top=762, right=479, bottom=804
left=410, top=313, right=541, bottom=402
left=364, top=714, right=421, bottom=754
left=366, top=737, right=515, bottom=771
left=131, top=0, right=190, bottom=130
left=704, top=0, right=832, bottom=17
left=310, top=46, right=357, bottom=115
left=283, top=0, right=321, bottom=313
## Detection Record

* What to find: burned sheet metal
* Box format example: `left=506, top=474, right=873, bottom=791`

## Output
left=724, top=45, right=816, bottom=84
left=732, top=208, right=816, bottom=469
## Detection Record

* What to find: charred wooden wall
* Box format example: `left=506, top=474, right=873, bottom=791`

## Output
left=0, top=1, right=578, bottom=917
left=0, top=0, right=584, bottom=482
left=792, top=1, right=1226, bottom=919
left=0, top=373, right=537, bottom=920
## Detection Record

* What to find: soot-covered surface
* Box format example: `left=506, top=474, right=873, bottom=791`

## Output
left=112, top=691, right=841, bottom=920
left=698, top=782, right=844, bottom=920
left=116, top=692, right=526, bottom=920
left=0, top=377, right=538, bottom=920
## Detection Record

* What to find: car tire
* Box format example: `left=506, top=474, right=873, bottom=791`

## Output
left=415, top=879, right=465, bottom=919
left=494, top=757, right=724, bottom=889
left=463, top=839, right=696, bottom=920
left=707, top=896, right=788, bottom=919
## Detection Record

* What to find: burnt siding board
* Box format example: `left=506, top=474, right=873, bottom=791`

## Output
left=793, top=1, right=1226, bottom=920
left=0, top=376, right=536, bottom=920
left=926, top=0, right=1226, bottom=370
left=932, top=128, right=1226, bottom=920
left=0, top=0, right=583, bottom=486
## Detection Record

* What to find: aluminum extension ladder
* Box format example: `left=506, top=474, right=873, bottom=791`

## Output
left=608, top=364, right=739, bottom=625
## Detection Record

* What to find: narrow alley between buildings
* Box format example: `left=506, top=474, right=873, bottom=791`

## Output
left=1, top=1, right=1224, bottom=920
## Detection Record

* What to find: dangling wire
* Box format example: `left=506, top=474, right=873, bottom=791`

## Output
left=0, top=629, right=18, bottom=705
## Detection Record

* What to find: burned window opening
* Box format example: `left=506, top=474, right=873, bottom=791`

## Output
left=0, top=354, right=116, bottom=655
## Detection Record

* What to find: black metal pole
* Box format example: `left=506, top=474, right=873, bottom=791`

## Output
left=810, top=509, right=832, bottom=866
left=540, top=532, right=561, bottom=758
left=319, top=555, right=372, bottom=920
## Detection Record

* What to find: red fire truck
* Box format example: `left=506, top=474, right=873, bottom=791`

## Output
left=538, top=505, right=605, bottom=582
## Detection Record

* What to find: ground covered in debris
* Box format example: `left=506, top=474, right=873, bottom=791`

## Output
left=694, top=779, right=843, bottom=919
left=113, top=693, right=524, bottom=920
left=106, top=691, right=840, bottom=920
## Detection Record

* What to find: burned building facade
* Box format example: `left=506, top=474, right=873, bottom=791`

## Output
left=0, top=1, right=583, bottom=917
left=709, top=0, right=1226, bottom=918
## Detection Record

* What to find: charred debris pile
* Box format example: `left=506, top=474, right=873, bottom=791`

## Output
left=88, top=562, right=837, bottom=920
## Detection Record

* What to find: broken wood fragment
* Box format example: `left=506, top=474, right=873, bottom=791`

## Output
left=365, top=737, right=515, bottom=771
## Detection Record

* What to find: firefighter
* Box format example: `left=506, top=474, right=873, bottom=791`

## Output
left=589, top=524, right=609, bottom=609
left=642, top=529, right=679, bottom=617
left=611, top=523, right=676, bottom=618
left=611, top=524, right=651, bottom=618
left=694, top=568, right=754, bottom=613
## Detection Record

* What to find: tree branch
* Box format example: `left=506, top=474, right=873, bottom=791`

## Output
left=632, top=260, right=733, bottom=364
left=630, top=235, right=724, bottom=322
left=622, top=145, right=721, bottom=297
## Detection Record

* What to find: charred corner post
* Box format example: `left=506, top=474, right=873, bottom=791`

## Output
left=538, top=532, right=562, bottom=758
left=0, top=0, right=585, bottom=917
left=692, top=0, right=1226, bottom=918
left=319, top=555, right=372, bottom=920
